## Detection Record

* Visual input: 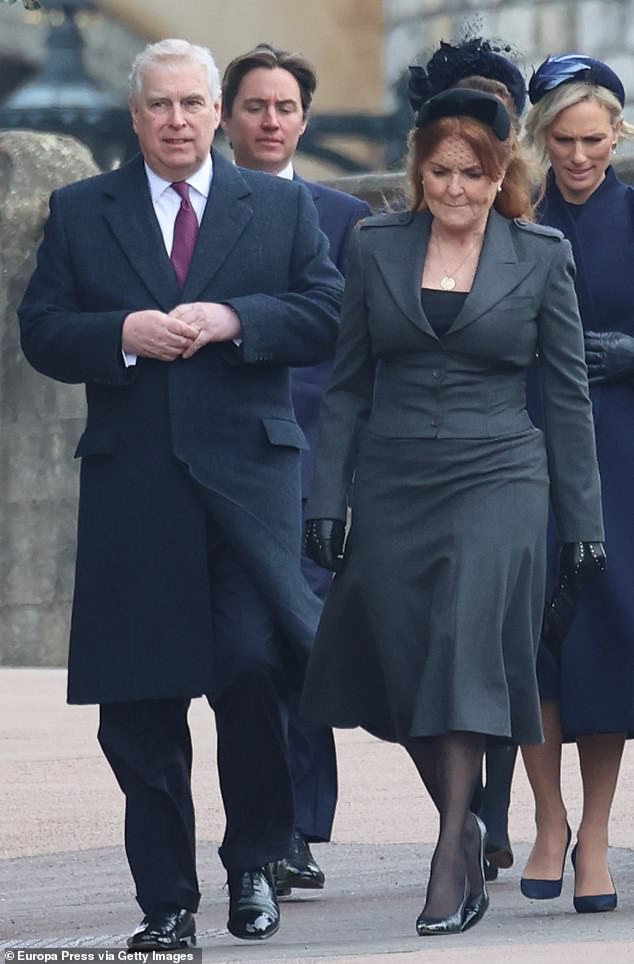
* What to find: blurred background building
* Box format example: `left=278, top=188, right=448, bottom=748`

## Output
left=0, top=0, right=386, bottom=176
left=2, top=0, right=634, bottom=179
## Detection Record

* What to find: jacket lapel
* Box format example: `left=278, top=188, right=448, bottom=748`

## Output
left=370, top=212, right=439, bottom=340
left=446, top=209, right=536, bottom=336
left=295, top=173, right=319, bottom=206
left=182, top=152, right=254, bottom=301
left=102, top=155, right=179, bottom=310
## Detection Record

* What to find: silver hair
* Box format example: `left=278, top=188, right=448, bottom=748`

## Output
left=129, top=38, right=221, bottom=101
left=524, top=80, right=634, bottom=167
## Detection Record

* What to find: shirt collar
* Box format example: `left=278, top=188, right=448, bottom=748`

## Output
left=145, top=153, right=214, bottom=203
left=276, top=160, right=295, bottom=180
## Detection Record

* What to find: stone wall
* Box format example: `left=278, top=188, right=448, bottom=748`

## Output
left=0, top=131, right=98, bottom=666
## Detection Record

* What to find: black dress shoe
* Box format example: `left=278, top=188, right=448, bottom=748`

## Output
left=485, top=837, right=514, bottom=870
left=227, top=864, right=280, bottom=941
left=274, top=829, right=325, bottom=894
left=127, top=907, right=196, bottom=950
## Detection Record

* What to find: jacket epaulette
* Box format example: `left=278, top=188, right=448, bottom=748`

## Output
left=513, top=218, right=563, bottom=240
left=359, top=211, right=413, bottom=229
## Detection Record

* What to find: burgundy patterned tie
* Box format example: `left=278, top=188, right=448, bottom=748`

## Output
left=170, top=181, right=199, bottom=287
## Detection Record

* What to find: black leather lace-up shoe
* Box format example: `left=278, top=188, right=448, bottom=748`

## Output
left=127, top=907, right=196, bottom=950
left=227, top=864, right=280, bottom=940
left=274, top=830, right=325, bottom=895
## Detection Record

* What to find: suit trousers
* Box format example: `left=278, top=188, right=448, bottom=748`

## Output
left=98, top=511, right=295, bottom=914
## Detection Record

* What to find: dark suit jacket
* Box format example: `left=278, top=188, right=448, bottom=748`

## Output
left=306, top=208, right=604, bottom=542
left=18, top=150, right=343, bottom=704
left=291, top=177, right=371, bottom=496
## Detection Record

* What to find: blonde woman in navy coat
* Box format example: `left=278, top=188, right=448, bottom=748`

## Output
left=301, top=89, right=605, bottom=937
left=520, top=54, right=634, bottom=915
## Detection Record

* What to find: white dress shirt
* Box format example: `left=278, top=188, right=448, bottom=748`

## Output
left=276, top=160, right=294, bottom=180
left=123, top=155, right=214, bottom=367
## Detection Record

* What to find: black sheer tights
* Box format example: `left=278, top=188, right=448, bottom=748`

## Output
left=406, top=731, right=486, bottom=920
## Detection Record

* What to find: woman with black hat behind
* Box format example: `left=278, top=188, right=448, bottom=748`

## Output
left=300, top=83, right=604, bottom=937
left=520, top=54, right=634, bottom=915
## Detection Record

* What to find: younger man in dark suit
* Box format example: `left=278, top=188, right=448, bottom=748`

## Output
left=221, top=43, right=370, bottom=895
left=18, top=38, right=342, bottom=947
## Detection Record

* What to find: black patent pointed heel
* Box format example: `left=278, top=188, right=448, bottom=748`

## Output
left=416, top=877, right=469, bottom=936
left=463, top=813, right=490, bottom=932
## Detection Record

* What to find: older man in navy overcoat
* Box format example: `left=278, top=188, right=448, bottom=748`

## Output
left=18, top=39, right=342, bottom=948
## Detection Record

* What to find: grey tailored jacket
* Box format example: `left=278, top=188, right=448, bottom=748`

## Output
left=19, top=150, right=343, bottom=704
left=306, top=208, right=604, bottom=543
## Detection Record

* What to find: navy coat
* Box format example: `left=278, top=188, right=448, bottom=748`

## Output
left=535, top=167, right=634, bottom=738
left=290, top=178, right=371, bottom=497
left=18, top=151, right=343, bottom=705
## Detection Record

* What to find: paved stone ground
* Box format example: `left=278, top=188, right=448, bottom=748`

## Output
left=1, top=668, right=634, bottom=962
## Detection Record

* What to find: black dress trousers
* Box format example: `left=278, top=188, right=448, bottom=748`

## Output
left=98, top=512, right=295, bottom=914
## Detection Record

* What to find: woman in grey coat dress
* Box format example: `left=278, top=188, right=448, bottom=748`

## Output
left=301, top=89, right=605, bottom=937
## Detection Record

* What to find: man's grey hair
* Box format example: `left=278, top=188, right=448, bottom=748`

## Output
left=129, top=39, right=221, bottom=101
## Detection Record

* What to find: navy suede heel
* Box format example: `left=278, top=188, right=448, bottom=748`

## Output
left=520, top=824, right=571, bottom=900
left=571, top=844, right=617, bottom=914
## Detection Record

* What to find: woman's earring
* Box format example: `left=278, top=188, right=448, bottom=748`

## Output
left=497, top=183, right=503, bottom=193
left=612, top=143, right=618, bottom=153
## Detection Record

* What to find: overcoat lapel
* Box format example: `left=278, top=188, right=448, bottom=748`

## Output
left=447, top=209, right=536, bottom=335
left=182, top=153, right=254, bottom=301
left=102, top=152, right=255, bottom=307
left=102, top=155, right=179, bottom=310
left=295, top=174, right=320, bottom=207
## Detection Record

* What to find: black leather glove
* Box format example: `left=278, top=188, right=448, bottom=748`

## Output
left=584, top=330, right=634, bottom=385
left=559, top=541, right=606, bottom=586
left=304, top=518, right=346, bottom=573
left=542, top=541, right=606, bottom=657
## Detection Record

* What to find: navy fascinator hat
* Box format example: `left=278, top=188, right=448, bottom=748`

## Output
left=415, top=88, right=511, bottom=140
left=408, top=38, right=527, bottom=117
left=528, top=54, right=625, bottom=107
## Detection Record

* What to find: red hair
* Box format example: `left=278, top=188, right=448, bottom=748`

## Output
left=407, top=115, right=536, bottom=219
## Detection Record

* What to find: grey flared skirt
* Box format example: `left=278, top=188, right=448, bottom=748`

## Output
left=301, top=428, right=549, bottom=745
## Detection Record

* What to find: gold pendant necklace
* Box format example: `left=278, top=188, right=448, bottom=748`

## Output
left=433, top=233, right=480, bottom=291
